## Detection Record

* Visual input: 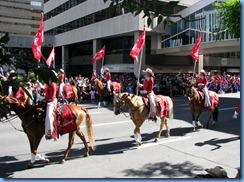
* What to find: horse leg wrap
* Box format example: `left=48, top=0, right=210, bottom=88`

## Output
left=197, top=121, right=202, bottom=126
left=103, top=101, right=106, bottom=106
left=134, top=134, right=138, bottom=143
left=98, top=102, right=101, bottom=108
left=192, top=121, right=196, bottom=128
left=31, top=153, right=36, bottom=163
left=138, top=134, right=142, bottom=143
left=35, top=154, right=45, bottom=160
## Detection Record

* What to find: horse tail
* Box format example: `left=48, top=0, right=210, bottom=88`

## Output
left=213, top=107, right=218, bottom=122
left=167, top=97, right=174, bottom=119
left=85, top=111, right=96, bottom=150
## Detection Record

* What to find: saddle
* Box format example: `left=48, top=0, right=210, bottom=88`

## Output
left=36, top=102, right=77, bottom=136
left=142, top=95, right=169, bottom=118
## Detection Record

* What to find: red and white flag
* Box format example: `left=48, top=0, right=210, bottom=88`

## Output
left=191, top=33, right=202, bottom=61
left=32, top=12, right=44, bottom=61
left=92, top=46, right=105, bottom=64
left=46, top=46, right=55, bottom=68
left=130, top=28, right=146, bottom=62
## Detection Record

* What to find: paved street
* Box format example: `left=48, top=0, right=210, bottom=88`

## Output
left=0, top=92, right=240, bottom=178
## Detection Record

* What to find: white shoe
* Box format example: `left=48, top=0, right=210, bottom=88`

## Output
left=232, top=115, right=237, bottom=119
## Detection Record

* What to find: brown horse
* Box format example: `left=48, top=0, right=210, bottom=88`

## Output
left=185, top=85, right=219, bottom=130
left=0, top=95, right=95, bottom=168
left=91, top=77, right=122, bottom=108
left=113, top=92, right=174, bottom=146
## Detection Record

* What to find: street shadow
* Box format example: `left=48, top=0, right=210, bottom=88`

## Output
left=173, top=97, right=240, bottom=136
left=122, top=161, right=203, bottom=178
left=195, top=136, right=240, bottom=151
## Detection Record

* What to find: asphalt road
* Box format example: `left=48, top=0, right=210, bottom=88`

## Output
left=0, top=92, right=240, bottom=178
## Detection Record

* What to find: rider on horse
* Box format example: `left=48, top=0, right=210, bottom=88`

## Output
left=103, top=68, right=111, bottom=93
left=137, top=68, right=157, bottom=121
left=196, top=69, right=211, bottom=108
left=58, top=69, right=67, bottom=103
left=43, top=76, right=58, bottom=140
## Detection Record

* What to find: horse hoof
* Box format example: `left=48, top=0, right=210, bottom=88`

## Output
left=212, top=123, right=216, bottom=127
left=42, top=158, right=49, bottom=164
left=83, top=154, right=89, bottom=157
left=136, top=142, right=142, bottom=147
left=192, top=128, right=196, bottom=132
left=154, top=138, right=159, bottom=142
left=27, top=162, right=34, bottom=169
left=59, top=159, right=65, bottom=164
left=166, top=134, right=170, bottom=138
left=205, top=125, right=209, bottom=129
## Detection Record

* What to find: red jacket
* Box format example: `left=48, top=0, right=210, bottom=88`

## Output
left=142, top=78, right=154, bottom=93
left=104, top=73, right=111, bottom=81
left=44, top=83, right=57, bottom=102
left=196, top=77, right=207, bottom=87
left=58, top=74, right=65, bottom=83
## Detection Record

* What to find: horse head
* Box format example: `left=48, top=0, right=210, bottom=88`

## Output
left=184, top=84, right=194, bottom=101
left=113, top=93, right=127, bottom=115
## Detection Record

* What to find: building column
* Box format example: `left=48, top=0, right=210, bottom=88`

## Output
left=62, top=45, right=69, bottom=75
left=93, top=39, right=102, bottom=73
left=197, top=55, right=204, bottom=72
left=151, top=34, right=161, bottom=50
left=134, top=31, right=146, bottom=79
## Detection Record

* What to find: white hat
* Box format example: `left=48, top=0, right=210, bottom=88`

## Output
left=142, top=68, right=154, bottom=77
left=9, top=70, right=15, bottom=74
left=205, top=166, right=228, bottom=178
left=59, top=69, right=64, bottom=73
left=82, top=83, right=87, bottom=87
left=200, top=69, right=206, bottom=73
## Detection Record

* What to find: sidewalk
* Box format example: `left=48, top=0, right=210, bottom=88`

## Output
left=218, top=92, right=240, bottom=99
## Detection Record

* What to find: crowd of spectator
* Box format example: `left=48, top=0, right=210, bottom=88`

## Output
left=64, top=71, right=240, bottom=103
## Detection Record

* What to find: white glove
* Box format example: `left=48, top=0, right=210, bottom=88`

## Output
left=100, top=68, right=104, bottom=75
left=140, top=90, right=147, bottom=95
left=137, top=82, right=142, bottom=88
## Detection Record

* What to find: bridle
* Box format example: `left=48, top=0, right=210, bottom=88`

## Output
left=115, top=94, right=145, bottom=118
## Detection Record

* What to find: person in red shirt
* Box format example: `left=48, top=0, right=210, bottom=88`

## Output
left=103, top=68, right=111, bottom=92
left=43, top=78, right=58, bottom=140
left=137, top=68, right=156, bottom=121
left=196, top=69, right=210, bottom=107
left=57, top=69, right=65, bottom=100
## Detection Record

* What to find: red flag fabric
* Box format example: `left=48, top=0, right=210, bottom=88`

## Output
left=92, top=46, right=105, bottom=64
left=130, top=28, right=146, bottom=62
left=46, top=46, right=55, bottom=68
left=32, top=12, right=44, bottom=61
left=191, top=33, right=202, bottom=61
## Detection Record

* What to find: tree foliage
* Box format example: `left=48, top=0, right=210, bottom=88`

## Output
left=104, top=0, right=182, bottom=28
left=214, top=0, right=240, bottom=38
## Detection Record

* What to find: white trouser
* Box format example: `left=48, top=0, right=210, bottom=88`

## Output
left=45, top=99, right=57, bottom=139
left=148, top=92, right=156, bottom=117
left=107, top=80, right=111, bottom=92
left=202, top=87, right=210, bottom=107
left=59, top=82, right=65, bottom=98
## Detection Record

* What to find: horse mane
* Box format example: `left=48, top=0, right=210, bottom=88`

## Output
left=191, top=86, right=200, bottom=101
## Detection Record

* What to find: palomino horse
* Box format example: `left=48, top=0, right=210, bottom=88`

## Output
left=185, top=85, right=219, bottom=130
left=113, top=92, right=174, bottom=146
left=0, top=95, right=95, bottom=168
left=91, top=77, right=122, bottom=108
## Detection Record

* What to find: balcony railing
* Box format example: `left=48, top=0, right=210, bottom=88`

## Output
left=161, top=28, right=239, bottom=48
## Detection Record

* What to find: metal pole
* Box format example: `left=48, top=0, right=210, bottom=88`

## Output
left=136, top=47, right=143, bottom=96
left=191, top=61, right=197, bottom=84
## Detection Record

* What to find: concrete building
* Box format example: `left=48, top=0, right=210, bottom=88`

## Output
left=0, top=0, right=46, bottom=48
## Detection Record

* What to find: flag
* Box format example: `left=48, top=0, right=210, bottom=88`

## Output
left=32, top=12, right=44, bottom=61
left=92, top=46, right=106, bottom=64
left=191, top=33, right=202, bottom=61
left=130, top=28, right=146, bottom=62
left=46, top=46, right=55, bottom=68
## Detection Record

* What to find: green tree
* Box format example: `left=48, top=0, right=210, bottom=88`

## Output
left=214, top=0, right=240, bottom=38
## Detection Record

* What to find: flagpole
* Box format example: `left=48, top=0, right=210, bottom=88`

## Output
left=191, top=60, right=197, bottom=84
left=136, top=46, right=144, bottom=96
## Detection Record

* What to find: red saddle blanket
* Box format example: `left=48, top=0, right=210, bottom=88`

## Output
left=58, top=104, right=77, bottom=135
left=142, top=95, right=169, bottom=118
left=64, top=85, right=74, bottom=99
left=197, top=90, right=219, bottom=109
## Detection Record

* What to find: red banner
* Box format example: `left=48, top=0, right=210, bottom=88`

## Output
left=191, top=33, right=202, bottom=61
left=46, top=46, right=55, bottom=68
left=32, top=13, right=44, bottom=61
left=92, top=46, right=105, bottom=64
left=130, top=28, right=146, bottom=62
